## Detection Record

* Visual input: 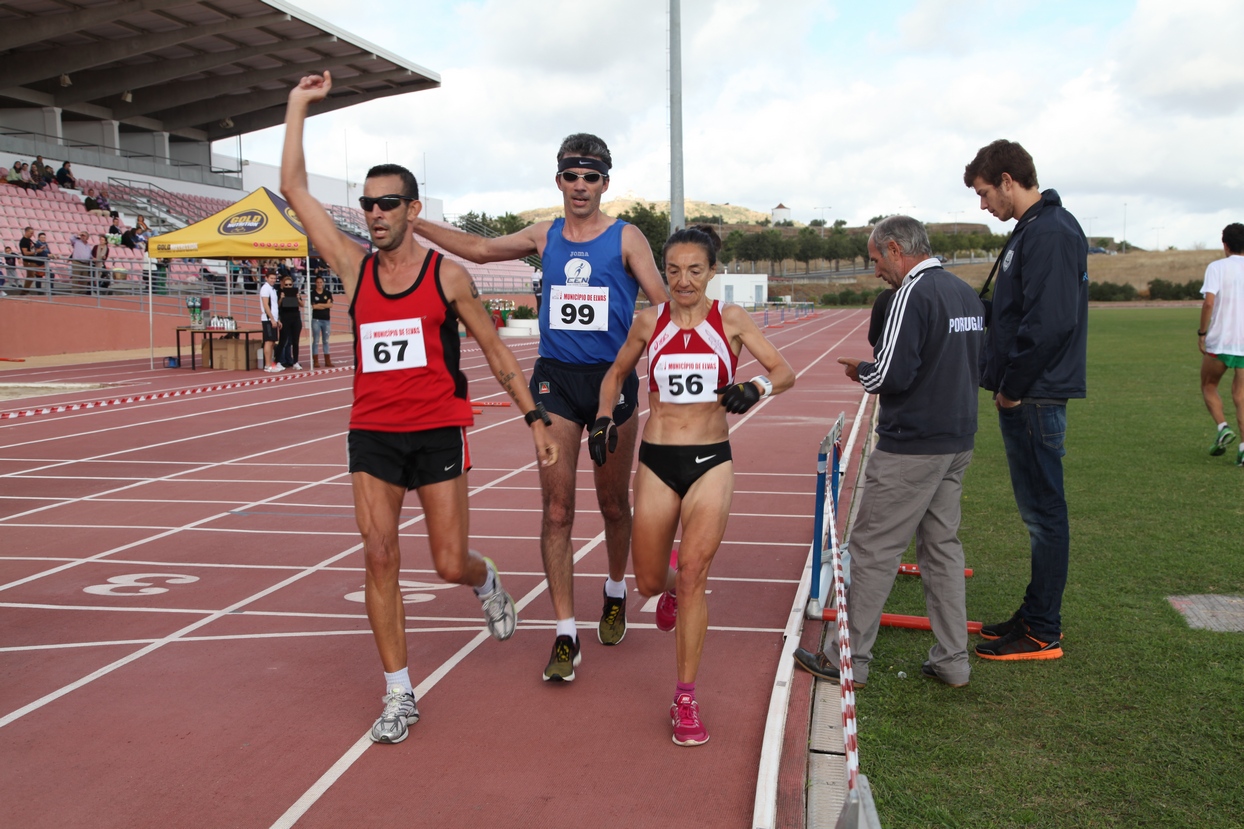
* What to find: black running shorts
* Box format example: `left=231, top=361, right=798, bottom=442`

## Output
left=348, top=427, right=470, bottom=490
left=530, top=357, right=639, bottom=427
left=638, top=440, right=732, bottom=498
left=262, top=320, right=279, bottom=342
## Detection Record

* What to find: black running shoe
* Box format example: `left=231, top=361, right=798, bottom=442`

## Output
left=975, top=625, right=1063, bottom=661
left=978, top=611, right=1024, bottom=641
left=598, top=587, right=626, bottom=646
left=921, top=660, right=969, bottom=688
left=542, top=634, right=582, bottom=682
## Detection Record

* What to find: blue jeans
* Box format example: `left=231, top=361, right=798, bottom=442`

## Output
left=311, top=318, right=331, bottom=356
left=997, top=402, right=1069, bottom=640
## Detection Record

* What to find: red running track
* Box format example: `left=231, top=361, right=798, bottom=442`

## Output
left=0, top=308, right=870, bottom=829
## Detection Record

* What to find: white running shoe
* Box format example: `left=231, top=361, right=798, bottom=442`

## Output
left=292, top=362, right=303, bottom=370
left=477, top=557, right=517, bottom=641
left=370, top=685, right=419, bottom=744
left=264, top=363, right=284, bottom=373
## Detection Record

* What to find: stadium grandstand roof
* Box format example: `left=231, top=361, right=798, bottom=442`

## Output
left=0, top=0, right=440, bottom=142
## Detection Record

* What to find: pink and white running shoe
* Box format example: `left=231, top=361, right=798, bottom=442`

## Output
left=670, top=693, right=708, bottom=746
left=655, top=590, right=677, bottom=632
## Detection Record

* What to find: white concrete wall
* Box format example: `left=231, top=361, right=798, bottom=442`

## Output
left=705, top=272, right=768, bottom=308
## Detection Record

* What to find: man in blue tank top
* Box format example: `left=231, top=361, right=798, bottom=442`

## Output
left=412, top=134, right=668, bottom=681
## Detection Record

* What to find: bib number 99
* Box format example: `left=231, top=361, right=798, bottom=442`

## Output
left=560, top=303, right=595, bottom=327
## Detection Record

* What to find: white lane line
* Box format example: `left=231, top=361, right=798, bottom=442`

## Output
left=269, top=313, right=861, bottom=827
left=267, top=528, right=607, bottom=829
left=3, top=622, right=788, bottom=655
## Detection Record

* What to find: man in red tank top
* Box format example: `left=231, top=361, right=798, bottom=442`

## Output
left=282, top=73, right=558, bottom=745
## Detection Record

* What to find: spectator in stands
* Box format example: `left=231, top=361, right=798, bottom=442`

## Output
left=70, top=231, right=94, bottom=294
left=92, top=233, right=111, bottom=294
left=108, top=213, right=123, bottom=236
left=30, top=231, right=54, bottom=292
left=6, top=161, right=26, bottom=188
left=120, top=227, right=138, bottom=250
left=133, top=216, right=151, bottom=248
left=276, top=273, right=304, bottom=370
left=83, top=188, right=108, bottom=216
left=97, top=188, right=112, bottom=213
left=310, top=274, right=333, bottom=367
left=240, top=260, right=257, bottom=294
left=2, top=245, right=15, bottom=296
left=28, top=160, right=47, bottom=190
left=18, top=227, right=36, bottom=291
left=56, top=161, right=76, bottom=189
left=18, top=160, right=41, bottom=189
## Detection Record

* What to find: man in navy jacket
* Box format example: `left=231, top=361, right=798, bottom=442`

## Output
left=965, top=139, right=1088, bottom=661
left=793, top=215, right=984, bottom=688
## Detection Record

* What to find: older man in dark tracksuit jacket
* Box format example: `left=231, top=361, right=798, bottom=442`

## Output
left=793, top=215, right=985, bottom=689
left=964, top=139, right=1088, bottom=662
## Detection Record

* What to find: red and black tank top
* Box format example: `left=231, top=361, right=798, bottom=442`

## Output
left=348, top=250, right=474, bottom=432
left=647, top=300, right=737, bottom=404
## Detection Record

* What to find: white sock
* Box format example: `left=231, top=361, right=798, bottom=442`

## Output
left=555, top=618, right=578, bottom=640
left=1238, top=442, right=1244, bottom=453
left=605, top=577, right=627, bottom=599
left=473, top=564, right=496, bottom=597
left=1218, top=421, right=1229, bottom=432
left=383, top=667, right=413, bottom=695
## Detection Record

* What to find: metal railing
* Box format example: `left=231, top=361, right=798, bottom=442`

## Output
left=446, top=213, right=542, bottom=271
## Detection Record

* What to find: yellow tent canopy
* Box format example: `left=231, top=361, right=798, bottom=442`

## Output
left=148, top=187, right=345, bottom=259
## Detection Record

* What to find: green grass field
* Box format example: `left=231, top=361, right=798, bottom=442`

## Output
left=846, top=307, right=1244, bottom=828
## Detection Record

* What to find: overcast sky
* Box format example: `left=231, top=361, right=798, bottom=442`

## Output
left=232, top=0, right=1244, bottom=249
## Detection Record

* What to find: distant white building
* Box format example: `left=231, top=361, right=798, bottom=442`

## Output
left=707, top=272, right=768, bottom=308
left=772, top=203, right=791, bottom=223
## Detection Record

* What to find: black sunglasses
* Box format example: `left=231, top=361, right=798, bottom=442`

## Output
left=559, top=171, right=606, bottom=184
left=358, top=194, right=414, bottom=212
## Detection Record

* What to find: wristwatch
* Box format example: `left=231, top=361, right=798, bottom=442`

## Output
left=751, top=375, right=774, bottom=397
left=525, top=402, right=552, bottom=427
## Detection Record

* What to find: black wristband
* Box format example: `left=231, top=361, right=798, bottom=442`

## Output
left=1198, top=330, right=1207, bottom=336
left=525, top=401, right=551, bottom=427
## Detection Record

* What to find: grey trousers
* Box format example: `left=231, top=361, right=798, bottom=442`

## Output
left=829, top=447, right=973, bottom=685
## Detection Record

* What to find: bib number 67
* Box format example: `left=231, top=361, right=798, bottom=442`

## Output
left=373, top=339, right=409, bottom=364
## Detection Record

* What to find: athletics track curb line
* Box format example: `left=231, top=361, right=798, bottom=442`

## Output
left=0, top=365, right=355, bottom=420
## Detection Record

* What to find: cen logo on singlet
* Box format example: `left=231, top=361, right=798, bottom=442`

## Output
left=564, top=257, right=591, bottom=284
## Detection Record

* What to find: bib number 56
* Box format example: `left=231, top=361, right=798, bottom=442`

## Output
left=667, top=373, right=703, bottom=396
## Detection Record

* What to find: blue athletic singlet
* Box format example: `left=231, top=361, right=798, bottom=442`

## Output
left=539, top=218, right=639, bottom=365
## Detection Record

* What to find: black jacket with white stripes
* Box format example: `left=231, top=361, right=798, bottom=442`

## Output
left=857, top=263, right=986, bottom=455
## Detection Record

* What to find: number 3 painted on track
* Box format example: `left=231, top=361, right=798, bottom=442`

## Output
left=83, top=573, right=200, bottom=596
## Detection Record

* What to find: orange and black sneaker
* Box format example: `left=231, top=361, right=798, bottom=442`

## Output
left=978, top=611, right=1024, bottom=641
left=975, top=623, right=1062, bottom=661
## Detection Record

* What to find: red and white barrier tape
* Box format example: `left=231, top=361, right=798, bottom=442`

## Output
left=827, top=458, right=861, bottom=791
left=0, top=365, right=353, bottom=420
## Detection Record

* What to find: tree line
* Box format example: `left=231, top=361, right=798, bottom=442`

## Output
left=455, top=204, right=1014, bottom=273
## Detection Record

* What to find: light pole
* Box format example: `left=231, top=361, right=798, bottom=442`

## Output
left=1153, top=225, right=1165, bottom=252
left=814, top=206, right=830, bottom=237
left=1123, top=203, right=1128, bottom=254
left=948, top=210, right=963, bottom=234
left=1083, top=216, right=1097, bottom=245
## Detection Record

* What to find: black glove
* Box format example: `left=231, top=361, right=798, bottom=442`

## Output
left=588, top=416, right=618, bottom=467
left=715, top=381, right=761, bottom=414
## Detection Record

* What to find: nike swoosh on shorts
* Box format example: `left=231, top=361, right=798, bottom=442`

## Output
left=695, top=455, right=716, bottom=464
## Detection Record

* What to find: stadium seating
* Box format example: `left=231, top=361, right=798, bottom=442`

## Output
left=1, top=176, right=536, bottom=293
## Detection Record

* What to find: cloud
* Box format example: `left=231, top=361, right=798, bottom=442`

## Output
left=231, top=0, right=1244, bottom=248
